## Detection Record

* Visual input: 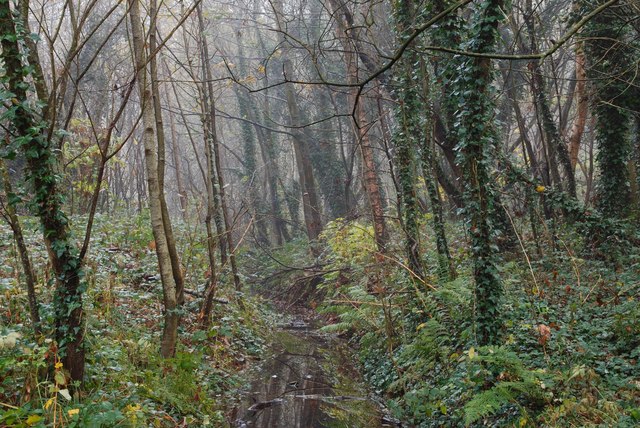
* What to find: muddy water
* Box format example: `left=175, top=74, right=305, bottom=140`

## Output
left=232, top=320, right=397, bottom=428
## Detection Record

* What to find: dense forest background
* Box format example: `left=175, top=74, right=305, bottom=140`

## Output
left=0, top=0, right=639, bottom=426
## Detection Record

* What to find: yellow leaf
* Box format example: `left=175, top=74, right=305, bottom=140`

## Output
left=416, top=323, right=427, bottom=331
left=468, top=347, right=476, bottom=359
left=26, top=415, right=42, bottom=425
left=68, top=408, right=80, bottom=416
left=55, top=362, right=63, bottom=369
left=44, top=398, right=54, bottom=410
left=124, top=403, right=141, bottom=413
left=535, top=185, right=546, bottom=193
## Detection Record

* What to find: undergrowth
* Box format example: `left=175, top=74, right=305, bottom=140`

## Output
left=313, top=218, right=640, bottom=427
left=0, top=210, right=268, bottom=427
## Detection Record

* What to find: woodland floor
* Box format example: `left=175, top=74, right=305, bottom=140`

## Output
left=1, top=212, right=639, bottom=427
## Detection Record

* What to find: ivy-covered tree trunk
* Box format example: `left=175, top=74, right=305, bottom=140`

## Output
left=420, top=60, right=455, bottom=280
left=586, top=1, right=633, bottom=218
left=0, top=1, right=85, bottom=380
left=455, top=0, right=507, bottom=346
left=392, top=0, right=425, bottom=280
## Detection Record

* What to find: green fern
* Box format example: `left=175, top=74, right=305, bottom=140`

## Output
left=464, top=388, right=512, bottom=426
left=463, top=347, right=549, bottom=426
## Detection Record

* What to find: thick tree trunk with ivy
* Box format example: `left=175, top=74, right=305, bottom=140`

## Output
left=391, top=0, right=425, bottom=280
left=0, top=1, right=85, bottom=380
left=455, top=0, right=507, bottom=346
left=586, top=2, right=633, bottom=218
left=129, top=0, right=179, bottom=358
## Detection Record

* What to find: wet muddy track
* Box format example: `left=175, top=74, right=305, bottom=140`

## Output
left=230, top=318, right=401, bottom=427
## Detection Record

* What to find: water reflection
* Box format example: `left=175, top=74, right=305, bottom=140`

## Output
left=233, top=323, right=386, bottom=428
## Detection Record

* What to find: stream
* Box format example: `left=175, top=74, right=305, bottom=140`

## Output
left=230, top=317, right=400, bottom=428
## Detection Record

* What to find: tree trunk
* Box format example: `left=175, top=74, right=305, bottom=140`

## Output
left=390, top=0, right=425, bottom=279
left=272, top=0, right=323, bottom=245
left=569, top=41, right=588, bottom=170
left=149, top=0, right=185, bottom=306
left=0, top=160, right=41, bottom=333
left=328, top=0, right=387, bottom=251
left=166, top=88, right=188, bottom=219
left=129, top=0, right=179, bottom=358
left=419, top=58, right=455, bottom=280
left=586, top=1, right=633, bottom=218
left=0, top=1, right=85, bottom=380
left=524, top=0, right=576, bottom=198
left=235, top=31, right=270, bottom=245
left=197, top=5, right=242, bottom=290
left=455, top=0, right=508, bottom=346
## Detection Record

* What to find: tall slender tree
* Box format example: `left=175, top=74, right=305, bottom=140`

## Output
left=129, top=0, right=180, bottom=357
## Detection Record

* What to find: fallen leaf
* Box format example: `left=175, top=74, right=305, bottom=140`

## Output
left=537, top=324, right=551, bottom=346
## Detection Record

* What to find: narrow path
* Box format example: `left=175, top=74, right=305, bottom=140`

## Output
left=230, top=315, right=400, bottom=427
